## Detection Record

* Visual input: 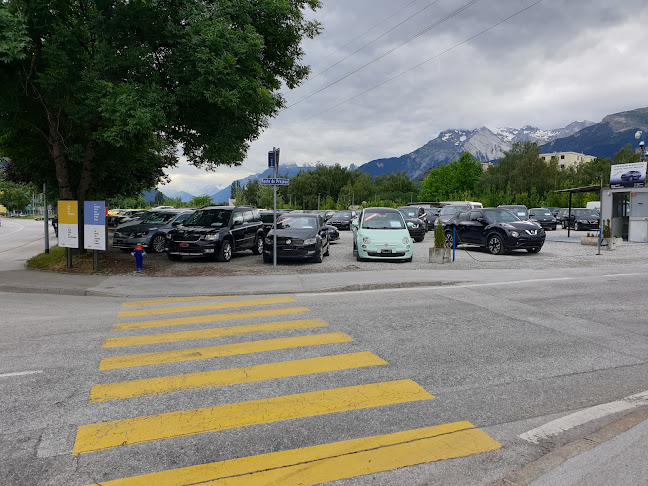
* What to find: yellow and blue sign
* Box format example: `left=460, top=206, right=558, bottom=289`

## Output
left=58, top=200, right=79, bottom=248
left=84, top=201, right=106, bottom=250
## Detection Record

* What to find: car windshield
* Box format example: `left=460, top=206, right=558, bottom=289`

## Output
left=276, top=216, right=318, bottom=229
left=331, top=211, right=352, bottom=219
left=483, top=209, right=522, bottom=224
left=184, top=209, right=231, bottom=227
left=439, top=205, right=469, bottom=216
left=534, top=210, right=552, bottom=217
left=573, top=209, right=599, bottom=218
left=138, top=212, right=177, bottom=224
left=424, top=208, right=440, bottom=215
left=399, top=208, right=418, bottom=217
left=361, top=210, right=405, bottom=229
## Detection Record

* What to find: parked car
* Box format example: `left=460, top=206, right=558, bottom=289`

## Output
left=112, top=209, right=195, bottom=253
left=528, top=208, right=557, bottom=231
left=565, top=208, right=600, bottom=231
left=352, top=207, right=413, bottom=262
left=556, top=208, right=570, bottom=227
left=327, top=210, right=358, bottom=230
left=621, top=170, right=642, bottom=182
left=498, top=205, right=529, bottom=220
left=398, top=209, right=426, bottom=242
left=107, top=209, right=147, bottom=228
left=397, top=206, right=428, bottom=231
left=444, top=207, right=545, bottom=254
left=422, top=208, right=440, bottom=228
left=324, top=223, right=339, bottom=242
left=263, top=213, right=329, bottom=263
left=437, top=204, right=471, bottom=225
left=259, top=210, right=288, bottom=236
left=165, top=206, right=264, bottom=261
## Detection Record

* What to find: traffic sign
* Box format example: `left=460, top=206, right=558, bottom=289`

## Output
left=260, top=178, right=290, bottom=186
left=268, top=151, right=275, bottom=168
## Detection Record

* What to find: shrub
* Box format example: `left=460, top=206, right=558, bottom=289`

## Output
left=602, top=219, right=612, bottom=239
left=434, top=219, right=445, bottom=248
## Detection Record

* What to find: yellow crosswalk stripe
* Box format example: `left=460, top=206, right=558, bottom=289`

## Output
left=89, top=352, right=388, bottom=402
left=103, top=318, right=329, bottom=348
left=73, top=379, right=434, bottom=454
left=117, top=296, right=296, bottom=318
left=88, top=422, right=500, bottom=485
left=112, top=307, right=310, bottom=331
left=98, top=332, right=354, bottom=370
left=121, top=296, right=233, bottom=307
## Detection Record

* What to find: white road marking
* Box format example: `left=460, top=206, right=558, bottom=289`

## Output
left=519, top=389, right=648, bottom=444
left=0, top=370, right=44, bottom=378
left=601, top=273, right=643, bottom=277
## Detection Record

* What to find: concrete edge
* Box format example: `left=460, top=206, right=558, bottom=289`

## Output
left=491, top=407, right=648, bottom=486
left=0, top=280, right=463, bottom=299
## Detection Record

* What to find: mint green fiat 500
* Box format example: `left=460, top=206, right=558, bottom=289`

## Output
left=352, top=207, right=413, bottom=262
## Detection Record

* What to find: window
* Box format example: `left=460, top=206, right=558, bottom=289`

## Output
left=469, top=211, right=482, bottom=221
left=243, top=210, right=254, bottom=222
left=457, top=212, right=470, bottom=222
left=560, top=155, right=565, bottom=159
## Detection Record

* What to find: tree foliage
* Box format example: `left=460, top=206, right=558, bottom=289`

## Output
left=0, top=0, right=322, bottom=204
left=420, top=152, right=483, bottom=201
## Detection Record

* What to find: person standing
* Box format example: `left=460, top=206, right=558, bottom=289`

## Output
left=52, top=215, right=58, bottom=237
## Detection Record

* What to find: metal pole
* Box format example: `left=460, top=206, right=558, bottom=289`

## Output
left=597, top=177, right=602, bottom=255
left=66, top=247, right=72, bottom=268
left=567, top=193, right=572, bottom=237
left=43, top=183, right=49, bottom=254
left=93, top=250, right=99, bottom=271
left=452, top=227, right=456, bottom=261
left=273, top=147, right=277, bottom=268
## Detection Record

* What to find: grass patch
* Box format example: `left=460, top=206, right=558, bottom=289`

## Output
left=27, top=246, right=108, bottom=273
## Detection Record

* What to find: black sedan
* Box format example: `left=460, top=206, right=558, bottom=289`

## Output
left=263, top=213, right=330, bottom=263
left=529, top=208, right=557, bottom=230
left=566, top=209, right=600, bottom=231
left=398, top=210, right=426, bottom=242
left=327, top=210, right=357, bottom=230
left=444, top=207, right=545, bottom=254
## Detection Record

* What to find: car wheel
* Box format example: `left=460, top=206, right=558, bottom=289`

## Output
left=263, top=253, right=272, bottom=264
left=323, top=241, right=330, bottom=256
left=252, top=236, right=263, bottom=255
left=217, top=240, right=232, bottom=262
left=487, top=233, right=505, bottom=255
left=444, top=230, right=454, bottom=248
left=313, top=249, right=323, bottom=263
left=167, top=253, right=182, bottom=261
left=414, top=236, right=424, bottom=242
left=574, top=222, right=580, bottom=231
left=527, top=246, right=542, bottom=253
left=150, top=234, right=166, bottom=253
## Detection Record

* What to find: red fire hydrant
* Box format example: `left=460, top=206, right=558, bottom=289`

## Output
left=131, top=244, right=146, bottom=273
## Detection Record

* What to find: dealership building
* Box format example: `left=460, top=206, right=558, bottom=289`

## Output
left=600, top=162, right=648, bottom=242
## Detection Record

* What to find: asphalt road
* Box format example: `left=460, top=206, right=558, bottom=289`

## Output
left=0, top=218, right=55, bottom=271
left=2, top=271, right=648, bottom=485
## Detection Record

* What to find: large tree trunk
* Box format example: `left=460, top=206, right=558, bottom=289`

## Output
left=47, top=111, right=74, bottom=200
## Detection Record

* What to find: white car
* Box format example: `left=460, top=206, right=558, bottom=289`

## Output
left=352, top=207, right=413, bottom=262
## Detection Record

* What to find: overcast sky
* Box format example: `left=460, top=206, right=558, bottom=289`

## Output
left=164, top=0, right=648, bottom=195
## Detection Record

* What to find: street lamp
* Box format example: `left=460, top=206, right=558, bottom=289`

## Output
left=635, top=131, right=647, bottom=161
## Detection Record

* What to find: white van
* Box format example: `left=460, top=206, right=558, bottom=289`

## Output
left=586, top=201, right=601, bottom=211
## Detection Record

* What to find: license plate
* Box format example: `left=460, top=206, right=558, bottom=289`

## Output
left=180, top=243, right=189, bottom=247
left=381, top=249, right=392, bottom=253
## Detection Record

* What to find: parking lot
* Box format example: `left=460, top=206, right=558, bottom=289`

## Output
left=104, top=227, right=648, bottom=276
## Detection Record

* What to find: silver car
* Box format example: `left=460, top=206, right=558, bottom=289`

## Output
left=113, top=209, right=195, bottom=253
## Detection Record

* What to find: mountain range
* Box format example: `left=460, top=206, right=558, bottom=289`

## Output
left=150, top=106, right=648, bottom=202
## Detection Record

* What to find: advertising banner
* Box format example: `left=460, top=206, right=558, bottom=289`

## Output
left=84, top=201, right=106, bottom=250
left=610, top=162, right=647, bottom=188
left=58, top=200, right=79, bottom=248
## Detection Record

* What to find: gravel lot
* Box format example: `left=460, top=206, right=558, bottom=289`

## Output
left=102, top=227, right=648, bottom=277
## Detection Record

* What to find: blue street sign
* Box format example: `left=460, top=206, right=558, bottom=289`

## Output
left=268, top=151, right=275, bottom=168
left=260, top=178, right=290, bottom=186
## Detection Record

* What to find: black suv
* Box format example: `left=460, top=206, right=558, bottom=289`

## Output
left=166, top=206, right=264, bottom=262
left=444, top=207, right=545, bottom=254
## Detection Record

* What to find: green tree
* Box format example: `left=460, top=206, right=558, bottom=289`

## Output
left=162, top=196, right=184, bottom=208
left=0, top=0, right=322, bottom=204
left=190, top=195, right=213, bottom=208
left=420, top=152, right=482, bottom=201
left=154, top=191, right=165, bottom=206
left=0, top=178, right=33, bottom=212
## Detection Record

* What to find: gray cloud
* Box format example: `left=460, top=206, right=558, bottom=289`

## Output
left=165, top=0, right=648, bottom=193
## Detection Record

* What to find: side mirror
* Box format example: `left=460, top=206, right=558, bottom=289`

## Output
left=172, top=221, right=181, bottom=226
left=351, top=220, right=358, bottom=228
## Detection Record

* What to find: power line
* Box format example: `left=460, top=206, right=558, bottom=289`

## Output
left=285, top=0, right=482, bottom=110
left=277, top=0, right=544, bottom=131
left=306, top=0, right=440, bottom=84
left=308, top=0, right=422, bottom=77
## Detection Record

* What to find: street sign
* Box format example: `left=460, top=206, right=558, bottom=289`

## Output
left=58, top=200, right=79, bottom=248
left=84, top=201, right=106, bottom=250
left=260, top=178, right=290, bottom=186
left=268, top=151, right=275, bottom=168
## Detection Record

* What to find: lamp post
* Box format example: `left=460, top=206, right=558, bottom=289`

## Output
left=635, top=131, right=647, bottom=162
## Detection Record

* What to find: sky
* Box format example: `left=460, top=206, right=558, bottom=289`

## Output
left=162, top=0, right=648, bottom=195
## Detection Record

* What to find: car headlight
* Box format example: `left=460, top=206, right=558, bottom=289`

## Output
left=362, top=236, right=371, bottom=244
left=202, top=233, right=220, bottom=241
left=402, top=237, right=410, bottom=244
left=510, top=231, right=519, bottom=238
left=304, top=237, right=317, bottom=245
left=133, top=231, right=149, bottom=237
left=114, top=232, right=122, bottom=237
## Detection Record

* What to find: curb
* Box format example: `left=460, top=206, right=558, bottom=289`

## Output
left=492, top=407, right=648, bottom=485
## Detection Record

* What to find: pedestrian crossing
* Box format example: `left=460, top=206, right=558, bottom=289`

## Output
left=75, top=294, right=501, bottom=484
